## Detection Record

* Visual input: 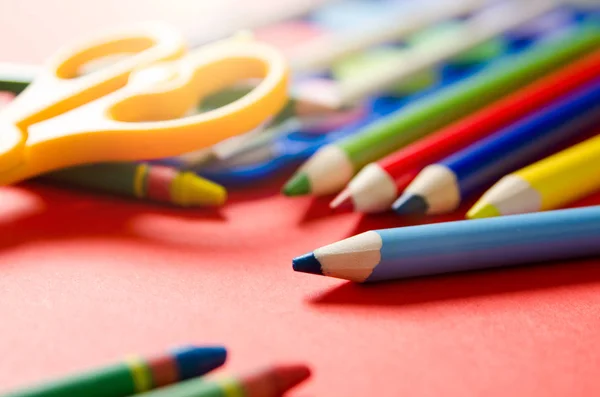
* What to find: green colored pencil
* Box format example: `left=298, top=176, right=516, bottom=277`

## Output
left=282, top=23, right=600, bottom=196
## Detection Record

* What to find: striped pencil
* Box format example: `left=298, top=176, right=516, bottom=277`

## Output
left=42, top=162, right=227, bottom=208
left=331, top=49, right=600, bottom=213
left=282, top=24, right=600, bottom=197
left=392, top=78, right=600, bottom=216
left=292, top=206, right=600, bottom=283
left=469, top=133, right=600, bottom=218
left=129, top=364, right=311, bottom=397
left=2, top=346, right=227, bottom=397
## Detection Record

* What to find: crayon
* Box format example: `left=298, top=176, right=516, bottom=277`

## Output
left=2, top=346, right=227, bottom=397
left=282, top=24, right=600, bottom=197
left=468, top=133, right=600, bottom=218
left=131, top=364, right=311, bottom=397
left=292, top=206, right=600, bottom=283
left=42, top=163, right=226, bottom=207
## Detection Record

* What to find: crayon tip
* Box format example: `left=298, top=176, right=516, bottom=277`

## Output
left=175, top=172, right=227, bottom=207
left=467, top=202, right=501, bottom=219
left=392, top=193, right=428, bottom=215
left=172, top=345, right=227, bottom=380
left=330, top=189, right=354, bottom=212
left=271, top=364, right=312, bottom=393
left=282, top=173, right=311, bottom=196
left=292, top=252, right=323, bottom=275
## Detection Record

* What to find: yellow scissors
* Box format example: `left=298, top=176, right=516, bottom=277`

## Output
left=0, top=23, right=288, bottom=185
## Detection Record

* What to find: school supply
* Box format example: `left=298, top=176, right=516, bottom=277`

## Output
left=292, top=206, right=600, bottom=282
left=393, top=78, right=600, bottom=216
left=2, top=346, right=227, bottom=397
left=297, top=0, right=560, bottom=109
left=42, top=162, right=226, bottom=207
left=332, top=49, right=600, bottom=213
left=0, top=23, right=288, bottom=185
left=131, top=364, right=311, bottom=397
left=468, top=133, right=600, bottom=218
left=283, top=24, right=600, bottom=196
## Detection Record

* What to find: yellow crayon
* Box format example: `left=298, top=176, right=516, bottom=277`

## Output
left=42, top=162, right=227, bottom=208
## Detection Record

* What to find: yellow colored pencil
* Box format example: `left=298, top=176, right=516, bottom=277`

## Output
left=468, top=133, right=600, bottom=218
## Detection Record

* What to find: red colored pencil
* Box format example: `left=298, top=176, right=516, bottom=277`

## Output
left=331, top=49, right=600, bottom=213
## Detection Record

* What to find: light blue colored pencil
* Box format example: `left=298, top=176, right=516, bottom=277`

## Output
left=292, top=205, right=600, bottom=282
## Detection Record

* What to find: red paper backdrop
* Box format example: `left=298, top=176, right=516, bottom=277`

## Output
left=1, top=2, right=600, bottom=396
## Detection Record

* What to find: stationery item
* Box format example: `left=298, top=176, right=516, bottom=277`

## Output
left=0, top=62, right=38, bottom=94
left=332, top=49, right=600, bottom=213
left=392, top=78, right=600, bottom=216
left=132, top=364, right=311, bottom=397
left=406, top=20, right=507, bottom=67
left=292, top=206, right=600, bottom=283
left=330, top=47, right=440, bottom=97
left=282, top=24, right=600, bottom=197
left=42, top=162, right=226, bottom=207
left=468, top=133, right=600, bottom=218
left=297, top=0, right=560, bottom=109
left=2, top=346, right=227, bottom=397
left=0, top=22, right=288, bottom=185
left=290, top=0, right=487, bottom=73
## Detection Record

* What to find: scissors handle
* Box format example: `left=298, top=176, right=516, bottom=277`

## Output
left=0, top=34, right=288, bottom=184
left=0, top=22, right=186, bottom=172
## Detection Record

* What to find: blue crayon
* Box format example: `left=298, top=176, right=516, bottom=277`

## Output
left=393, top=77, right=600, bottom=216
left=293, top=206, right=600, bottom=282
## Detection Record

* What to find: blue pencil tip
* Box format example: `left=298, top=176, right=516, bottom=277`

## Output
left=292, top=252, right=323, bottom=275
left=172, top=345, right=227, bottom=379
left=392, top=193, right=428, bottom=215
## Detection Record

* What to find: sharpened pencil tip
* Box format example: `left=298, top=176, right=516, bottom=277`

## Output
left=283, top=173, right=311, bottom=196
left=330, top=189, right=354, bottom=212
left=392, top=193, right=428, bottom=215
left=292, top=252, right=323, bottom=275
left=467, top=202, right=501, bottom=219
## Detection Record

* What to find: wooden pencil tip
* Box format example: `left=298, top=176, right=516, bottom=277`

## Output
left=467, top=202, right=501, bottom=219
left=282, top=173, right=311, bottom=196
left=330, top=189, right=354, bottom=212
left=392, top=193, right=428, bottom=215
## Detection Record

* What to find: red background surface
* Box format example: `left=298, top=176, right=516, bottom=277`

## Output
left=1, top=2, right=600, bottom=396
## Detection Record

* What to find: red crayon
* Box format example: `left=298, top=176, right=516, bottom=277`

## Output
left=331, top=49, right=600, bottom=213
left=133, top=364, right=311, bottom=397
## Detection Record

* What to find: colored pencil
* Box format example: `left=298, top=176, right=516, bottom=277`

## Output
left=331, top=49, right=600, bottom=213
left=392, top=78, right=600, bottom=216
left=468, top=133, right=600, bottom=218
left=41, top=162, right=227, bottom=208
left=2, top=346, right=227, bottom=397
left=292, top=206, right=600, bottom=283
left=290, top=0, right=486, bottom=73
left=130, top=364, right=311, bottom=397
left=331, top=0, right=559, bottom=107
left=282, top=24, right=600, bottom=197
